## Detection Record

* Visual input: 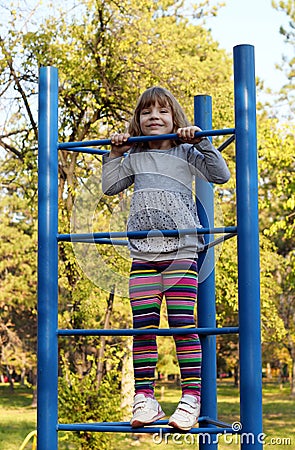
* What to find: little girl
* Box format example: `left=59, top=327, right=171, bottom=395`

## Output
left=102, top=87, right=230, bottom=430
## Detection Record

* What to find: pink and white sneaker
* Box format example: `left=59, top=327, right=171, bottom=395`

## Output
left=130, top=394, right=165, bottom=427
left=168, top=394, right=200, bottom=430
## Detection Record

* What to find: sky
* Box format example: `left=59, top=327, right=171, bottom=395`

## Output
left=10, top=0, right=292, bottom=94
left=205, top=0, right=292, bottom=92
left=27, top=0, right=292, bottom=95
left=1, top=0, right=292, bottom=115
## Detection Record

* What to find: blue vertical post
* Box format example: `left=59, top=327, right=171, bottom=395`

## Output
left=195, top=95, right=217, bottom=450
left=234, top=45, right=262, bottom=448
left=37, top=67, right=59, bottom=450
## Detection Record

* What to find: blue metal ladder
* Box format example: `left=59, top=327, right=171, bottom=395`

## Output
left=37, top=44, right=262, bottom=449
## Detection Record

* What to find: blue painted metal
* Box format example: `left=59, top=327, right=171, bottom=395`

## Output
left=58, top=128, right=235, bottom=149
left=37, top=44, right=262, bottom=448
left=217, top=134, right=235, bottom=152
left=59, top=135, right=235, bottom=155
left=57, top=423, right=235, bottom=435
left=60, top=233, right=236, bottom=247
left=37, top=67, right=59, bottom=450
left=87, top=239, right=129, bottom=245
left=57, top=326, right=239, bottom=336
left=59, top=416, right=232, bottom=428
left=194, top=95, right=218, bottom=450
left=58, top=226, right=237, bottom=242
left=234, top=45, right=262, bottom=448
left=66, top=147, right=108, bottom=154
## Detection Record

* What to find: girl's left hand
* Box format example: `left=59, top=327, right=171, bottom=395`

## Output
left=177, top=126, right=205, bottom=144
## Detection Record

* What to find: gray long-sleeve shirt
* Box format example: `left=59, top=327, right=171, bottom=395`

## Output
left=102, top=139, right=230, bottom=261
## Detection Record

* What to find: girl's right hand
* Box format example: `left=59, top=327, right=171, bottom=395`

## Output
left=110, top=132, right=132, bottom=158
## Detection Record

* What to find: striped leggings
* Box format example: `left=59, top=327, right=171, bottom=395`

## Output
left=129, top=258, right=201, bottom=399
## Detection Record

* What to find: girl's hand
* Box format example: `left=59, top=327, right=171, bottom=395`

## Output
left=110, top=132, right=132, bottom=158
left=177, top=126, right=205, bottom=144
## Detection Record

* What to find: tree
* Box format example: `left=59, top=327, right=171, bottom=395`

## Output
left=258, top=115, right=295, bottom=394
left=0, top=1, right=293, bottom=438
left=0, top=1, right=235, bottom=446
left=273, top=0, right=295, bottom=116
left=0, top=191, right=37, bottom=392
left=1, top=0, right=233, bottom=296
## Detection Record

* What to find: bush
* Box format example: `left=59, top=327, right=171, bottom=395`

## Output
left=58, top=356, right=123, bottom=450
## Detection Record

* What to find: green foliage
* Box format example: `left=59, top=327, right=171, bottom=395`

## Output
left=1, top=381, right=295, bottom=450
left=157, top=346, right=180, bottom=377
left=216, top=234, right=286, bottom=342
left=59, top=354, right=123, bottom=450
left=258, top=119, right=294, bottom=248
left=0, top=191, right=37, bottom=376
left=273, top=0, right=295, bottom=114
left=257, top=116, right=294, bottom=359
left=1, top=0, right=295, bottom=412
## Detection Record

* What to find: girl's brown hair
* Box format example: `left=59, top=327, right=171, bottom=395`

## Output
left=128, top=87, right=190, bottom=147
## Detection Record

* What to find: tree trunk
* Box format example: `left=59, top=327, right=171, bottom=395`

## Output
left=266, top=362, right=272, bottom=379
left=96, top=287, right=115, bottom=386
left=291, top=358, right=295, bottom=396
left=286, top=341, right=295, bottom=396
left=234, top=363, right=239, bottom=387
left=6, top=367, right=14, bottom=393
left=120, top=337, right=134, bottom=420
left=20, top=366, right=26, bottom=385
left=31, top=368, right=37, bottom=407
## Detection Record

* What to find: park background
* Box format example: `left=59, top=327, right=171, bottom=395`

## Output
left=0, top=0, right=294, bottom=448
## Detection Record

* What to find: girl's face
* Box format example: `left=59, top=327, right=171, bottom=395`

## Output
left=139, top=101, right=174, bottom=138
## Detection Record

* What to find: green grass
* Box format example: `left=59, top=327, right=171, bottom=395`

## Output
left=1, top=381, right=294, bottom=449
left=115, top=380, right=295, bottom=450
left=0, top=384, right=36, bottom=450
left=0, top=384, right=72, bottom=450
left=216, top=381, right=295, bottom=450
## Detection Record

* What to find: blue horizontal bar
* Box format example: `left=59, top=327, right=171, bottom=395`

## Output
left=57, top=418, right=227, bottom=427
left=58, top=128, right=235, bottom=150
left=61, top=135, right=234, bottom=156
left=64, top=147, right=108, bottom=155
left=57, top=422, right=235, bottom=434
left=80, top=233, right=236, bottom=248
left=60, top=417, right=232, bottom=429
left=77, top=238, right=128, bottom=245
left=201, top=417, right=233, bottom=428
left=58, top=226, right=237, bottom=242
left=57, top=327, right=239, bottom=336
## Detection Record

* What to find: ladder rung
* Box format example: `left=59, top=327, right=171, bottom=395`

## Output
left=57, top=421, right=235, bottom=434
left=57, top=327, right=239, bottom=337
left=57, top=227, right=238, bottom=242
